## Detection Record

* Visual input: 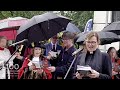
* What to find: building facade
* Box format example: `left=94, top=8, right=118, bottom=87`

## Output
left=93, top=11, right=120, bottom=52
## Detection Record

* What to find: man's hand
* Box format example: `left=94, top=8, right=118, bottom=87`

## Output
left=46, top=53, right=52, bottom=60
left=15, top=52, right=23, bottom=60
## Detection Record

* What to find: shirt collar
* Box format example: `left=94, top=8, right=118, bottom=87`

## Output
left=51, top=42, right=57, bottom=46
left=64, top=45, right=74, bottom=53
left=51, top=42, right=57, bottom=49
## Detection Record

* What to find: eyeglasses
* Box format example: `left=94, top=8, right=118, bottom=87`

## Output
left=86, top=41, right=97, bottom=44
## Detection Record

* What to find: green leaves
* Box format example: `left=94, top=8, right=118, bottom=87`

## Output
left=54, top=11, right=94, bottom=32
left=0, top=11, right=46, bottom=19
left=0, top=11, right=93, bottom=32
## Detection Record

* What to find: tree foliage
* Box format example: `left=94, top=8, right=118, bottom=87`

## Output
left=0, top=11, right=94, bottom=32
left=55, top=11, right=94, bottom=32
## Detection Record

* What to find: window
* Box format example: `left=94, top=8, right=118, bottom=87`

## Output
left=112, top=11, right=120, bottom=22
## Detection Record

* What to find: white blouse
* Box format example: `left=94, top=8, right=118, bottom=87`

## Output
left=32, top=57, right=42, bottom=68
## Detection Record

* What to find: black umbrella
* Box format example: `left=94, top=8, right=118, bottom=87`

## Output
left=66, top=22, right=81, bottom=33
left=15, top=12, right=71, bottom=44
left=76, top=31, right=120, bottom=45
left=102, top=21, right=120, bottom=35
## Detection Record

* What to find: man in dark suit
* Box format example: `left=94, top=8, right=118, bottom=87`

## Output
left=44, top=35, right=63, bottom=79
left=44, top=35, right=63, bottom=67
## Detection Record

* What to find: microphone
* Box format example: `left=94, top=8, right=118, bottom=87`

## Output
left=9, top=39, right=28, bottom=46
left=72, top=48, right=83, bottom=56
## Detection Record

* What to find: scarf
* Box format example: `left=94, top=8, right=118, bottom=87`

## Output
left=0, top=47, right=4, bottom=50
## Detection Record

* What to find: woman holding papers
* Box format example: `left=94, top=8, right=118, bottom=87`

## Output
left=18, top=42, right=52, bottom=79
left=74, top=31, right=112, bottom=79
left=48, top=31, right=76, bottom=79
left=0, top=36, right=13, bottom=79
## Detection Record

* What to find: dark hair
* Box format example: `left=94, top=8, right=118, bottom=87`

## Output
left=117, top=49, right=120, bottom=58
left=62, top=31, right=76, bottom=40
left=107, top=47, right=119, bottom=62
left=27, top=48, right=44, bottom=61
left=51, top=35, right=58, bottom=39
left=107, top=47, right=116, bottom=54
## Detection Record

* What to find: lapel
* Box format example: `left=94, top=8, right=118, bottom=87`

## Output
left=48, top=43, right=52, bottom=51
left=79, top=52, right=87, bottom=66
left=56, top=44, right=59, bottom=50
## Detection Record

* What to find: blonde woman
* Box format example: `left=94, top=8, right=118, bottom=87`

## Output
left=74, top=32, right=112, bottom=79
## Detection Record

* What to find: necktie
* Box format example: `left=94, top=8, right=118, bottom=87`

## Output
left=52, top=44, right=56, bottom=52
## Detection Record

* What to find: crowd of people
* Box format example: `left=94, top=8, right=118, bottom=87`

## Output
left=0, top=31, right=120, bottom=79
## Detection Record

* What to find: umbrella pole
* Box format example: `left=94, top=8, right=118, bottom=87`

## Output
left=119, top=42, right=120, bottom=49
left=64, top=55, right=77, bottom=79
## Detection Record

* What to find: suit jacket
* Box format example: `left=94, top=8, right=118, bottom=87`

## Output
left=44, top=43, right=63, bottom=67
left=44, top=43, right=63, bottom=56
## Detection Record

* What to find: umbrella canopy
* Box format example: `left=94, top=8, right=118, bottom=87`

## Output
left=0, top=17, right=28, bottom=30
left=102, top=21, right=120, bottom=35
left=76, top=31, right=120, bottom=45
left=66, top=22, right=81, bottom=33
left=0, top=17, right=28, bottom=40
left=15, top=12, right=71, bottom=44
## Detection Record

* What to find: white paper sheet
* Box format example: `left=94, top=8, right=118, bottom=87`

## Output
left=28, top=61, right=41, bottom=68
left=32, top=61, right=41, bottom=68
left=49, top=51, right=58, bottom=57
left=28, top=61, right=32, bottom=66
left=77, top=65, right=92, bottom=71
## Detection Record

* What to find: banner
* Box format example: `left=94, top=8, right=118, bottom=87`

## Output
left=84, top=19, right=93, bottom=33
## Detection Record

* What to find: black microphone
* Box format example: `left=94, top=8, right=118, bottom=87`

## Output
left=72, top=48, right=83, bottom=56
left=9, top=39, right=28, bottom=46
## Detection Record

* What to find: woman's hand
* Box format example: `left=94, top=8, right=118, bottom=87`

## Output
left=47, top=66, right=56, bottom=72
left=37, top=69, right=43, bottom=74
left=29, top=64, right=36, bottom=70
left=75, top=72, right=84, bottom=79
left=112, top=69, right=118, bottom=76
left=87, top=69, right=100, bottom=78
